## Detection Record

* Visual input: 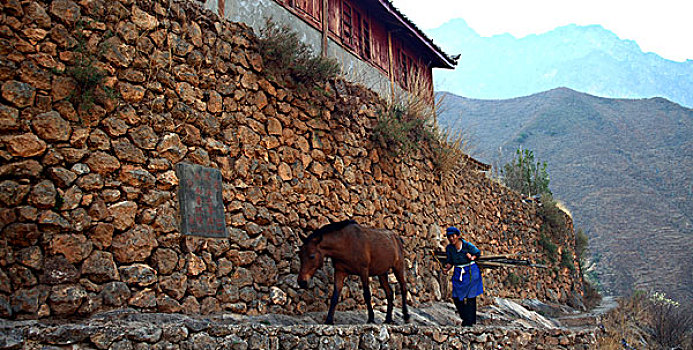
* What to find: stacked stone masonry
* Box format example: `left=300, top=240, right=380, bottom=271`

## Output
left=0, top=0, right=583, bottom=322
left=0, top=313, right=597, bottom=349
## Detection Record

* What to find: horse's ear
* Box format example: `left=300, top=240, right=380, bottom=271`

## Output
left=300, top=234, right=321, bottom=245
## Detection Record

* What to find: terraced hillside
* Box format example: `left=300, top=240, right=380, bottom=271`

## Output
left=439, top=88, right=693, bottom=304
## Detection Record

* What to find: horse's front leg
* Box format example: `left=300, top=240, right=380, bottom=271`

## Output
left=325, top=270, right=347, bottom=325
left=360, top=273, right=375, bottom=323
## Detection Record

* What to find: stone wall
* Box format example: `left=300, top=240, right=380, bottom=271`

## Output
left=0, top=312, right=597, bottom=349
left=0, top=0, right=583, bottom=320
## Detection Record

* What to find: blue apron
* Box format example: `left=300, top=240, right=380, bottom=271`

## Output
left=451, top=262, right=484, bottom=299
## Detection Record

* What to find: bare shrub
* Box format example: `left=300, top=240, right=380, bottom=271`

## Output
left=647, top=292, right=693, bottom=349
left=598, top=291, right=692, bottom=350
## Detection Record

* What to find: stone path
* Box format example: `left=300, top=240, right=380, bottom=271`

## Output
left=557, top=296, right=618, bottom=328
left=208, top=296, right=618, bottom=329
left=0, top=298, right=618, bottom=349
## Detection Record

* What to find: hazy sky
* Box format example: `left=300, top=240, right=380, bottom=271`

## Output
left=392, top=0, right=693, bottom=62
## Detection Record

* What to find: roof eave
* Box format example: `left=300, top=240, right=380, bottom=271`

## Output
left=376, top=0, right=458, bottom=69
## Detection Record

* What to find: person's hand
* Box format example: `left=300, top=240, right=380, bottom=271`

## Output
left=466, top=253, right=475, bottom=261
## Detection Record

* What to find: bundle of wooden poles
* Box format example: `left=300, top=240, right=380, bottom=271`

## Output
left=431, top=251, right=548, bottom=270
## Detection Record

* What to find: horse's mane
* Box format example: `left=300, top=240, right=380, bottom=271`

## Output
left=305, top=220, right=357, bottom=242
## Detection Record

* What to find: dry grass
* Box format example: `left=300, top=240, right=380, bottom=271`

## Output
left=257, top=18, right=339, bottom=88
left=394, top=72, right=437, bottom=125
left=598, top=292, right=652, bottom=350
left=430, top=115, right=476, bottom=175
left=582, top=280, right=601, bottom=310
left=373, top=103, right=431, bottom=157
left=374, top=72, right=474, bottom=176
left=597, top=291, right=692, bottom=350
left=555, top=199, right=572, bottom=218
left=373, top=72, right=436, bottom=158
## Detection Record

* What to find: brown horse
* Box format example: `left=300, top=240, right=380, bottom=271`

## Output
left=297, top=220, right=410, bottom=325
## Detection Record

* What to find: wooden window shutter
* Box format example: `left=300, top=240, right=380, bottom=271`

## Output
left=361, top=16, right=371, bottom=60
left=342, top=1, right=353, bottom=47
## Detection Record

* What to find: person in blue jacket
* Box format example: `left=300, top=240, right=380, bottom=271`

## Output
left=443, top=226, right=484, bottom=326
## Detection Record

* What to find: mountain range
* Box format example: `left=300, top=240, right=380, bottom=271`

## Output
left=437, top=88, right=693, bottom=304
left=428, top=19, right=693, bottom=108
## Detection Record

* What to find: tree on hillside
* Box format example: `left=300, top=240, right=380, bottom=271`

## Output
left=501, top=148, right=551, bottom=197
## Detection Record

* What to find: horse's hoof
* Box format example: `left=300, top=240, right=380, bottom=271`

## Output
left=384, top=318, right=394, bottom=324
left=367, top=319, right=375, bottom=324
left=324, top=319, right=334, bottom=325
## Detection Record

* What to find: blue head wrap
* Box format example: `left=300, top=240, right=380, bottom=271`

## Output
left=446, top=227, right=461, bottom=236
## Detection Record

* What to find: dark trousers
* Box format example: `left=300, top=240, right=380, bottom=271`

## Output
left=453, top=297, right=477, bottom=326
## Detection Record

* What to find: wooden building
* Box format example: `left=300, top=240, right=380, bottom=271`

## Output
left=207, top=0, right=458, bottom=99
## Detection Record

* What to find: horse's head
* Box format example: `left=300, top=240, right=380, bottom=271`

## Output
left=297, top=236, right=324, bottom=289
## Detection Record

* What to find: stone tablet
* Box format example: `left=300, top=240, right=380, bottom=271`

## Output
left=176, top=163, right=227, bottom=238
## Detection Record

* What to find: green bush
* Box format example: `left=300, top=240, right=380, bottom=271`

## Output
left=258, top=19, right=339, bottom=88
left=575, top=228, right=589, bottom=261
left=560, top=249, right=575, bottom=272
left=62, top=22, right=114, bottom=111
left=501, top=151, right=583, bottom=274
left=538, top=194, right=571, bottom=241
left=538, top=233, right=558, bottom=263
left=536, top=195, right=573, bottom=266
left=66, top=63, right=107, bottom=110
left=501, top=148, right=551, bottom=197
left=505, top=272, right=522, bottom=286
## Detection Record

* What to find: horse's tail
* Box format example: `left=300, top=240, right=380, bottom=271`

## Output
left=393, top=234, right=410, bottom=322
left=396, top=236, right=405, bottom=253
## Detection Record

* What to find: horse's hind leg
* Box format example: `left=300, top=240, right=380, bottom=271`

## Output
left=360, top=273, right=375, bottom=323
left=378, top=275, right=394, bottom=324
left=393, top=265, right=410, bottom=323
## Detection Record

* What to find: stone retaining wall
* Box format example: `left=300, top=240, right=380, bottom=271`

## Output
left=0, top=313, right=597, bottom=349
left=0, top=0, right=583, bottom=320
